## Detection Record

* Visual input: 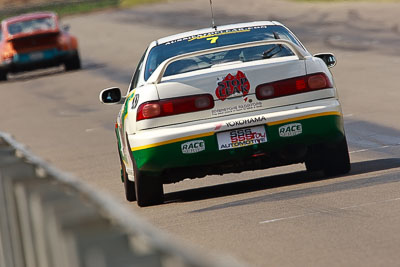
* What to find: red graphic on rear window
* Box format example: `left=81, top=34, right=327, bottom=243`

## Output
left=215, top=71, right=250, bottom=101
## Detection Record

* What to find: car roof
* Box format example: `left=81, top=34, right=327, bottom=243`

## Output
left=2, top=11, right=57, bottom=25
left=156, top=21, right=282, bottom=45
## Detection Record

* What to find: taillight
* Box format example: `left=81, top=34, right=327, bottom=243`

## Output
left=256, top=73, right=333, bottom=100
left=2, top=42, right=15, bottom=61
left=137, top=94, right=214, bottom=121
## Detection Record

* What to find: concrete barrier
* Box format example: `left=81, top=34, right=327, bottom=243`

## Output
left=0, top=132, right=241, bottom=267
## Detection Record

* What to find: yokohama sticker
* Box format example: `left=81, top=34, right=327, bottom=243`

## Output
left=226, top=116, right=267, bottom=127
left=216, top=71, right=250, bottom=101
left=278, top=123, right=302, bottom=137
left=181, top=140, right=205, bottom=154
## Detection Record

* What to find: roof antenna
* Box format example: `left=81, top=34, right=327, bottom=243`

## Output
left=209, top=0, right=217, bottom=30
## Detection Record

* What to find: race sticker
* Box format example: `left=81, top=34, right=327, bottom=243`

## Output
left=278, top=123, right=302, bottom=137
left=216, top=71, right=250, bottom=101
left=217, top=126, right=267, bottom=150
left=181, top=140, right=205, bottom=154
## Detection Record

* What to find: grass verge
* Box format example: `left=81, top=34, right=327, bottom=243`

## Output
left=291, top=0, right=400, bottom=2
left=0, top=0, right=165, bottom=20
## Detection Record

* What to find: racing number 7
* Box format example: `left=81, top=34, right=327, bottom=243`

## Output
left=206, top=36, right=219, bottom=44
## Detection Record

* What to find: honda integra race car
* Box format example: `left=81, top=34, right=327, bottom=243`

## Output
left=0, top=11, right=81, bottom=81
left=100, top=21, right=350, bottom=207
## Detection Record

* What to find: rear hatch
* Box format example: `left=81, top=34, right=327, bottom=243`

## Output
left=146, top=56, right=308, bottom=128
left=8, top=31, right=60, bottom=54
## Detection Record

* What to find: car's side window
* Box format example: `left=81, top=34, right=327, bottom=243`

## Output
left=129, top=51, right=146, bottom=92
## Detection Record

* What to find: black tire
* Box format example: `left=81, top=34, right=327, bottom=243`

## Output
left=0, top=70, right=7, bottom=81
left=134, top=162, right=164, bottom=207
left=305, top=146, right=323, bottom=172
left=126, top=134, right=163, bottom=207
left=122, top=161, right=136, bottom=202
left=322, top=137, right=351, bottom=176
left=118, top=149, right=136, bottom=201
left=64, top=51, right=81, bottom=71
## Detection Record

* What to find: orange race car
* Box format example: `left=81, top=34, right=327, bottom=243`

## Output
left=0, top=11, right=81, bottom=81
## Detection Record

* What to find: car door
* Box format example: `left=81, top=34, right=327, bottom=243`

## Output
left=117, top=52, right=146, bottom=171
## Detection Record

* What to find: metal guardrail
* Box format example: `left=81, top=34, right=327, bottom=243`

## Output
left=0, top=131, right=241, bottom=267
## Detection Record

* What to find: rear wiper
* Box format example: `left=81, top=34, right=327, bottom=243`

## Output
left=262, top=44, right=282, bottom=59
left=262, top=32, right=282, bottom=59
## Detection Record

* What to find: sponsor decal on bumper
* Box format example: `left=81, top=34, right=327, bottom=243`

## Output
left=131, top=112, right=343, bottom=172
left=278, top=123, right=302, bottom=137
left=217, top=125, right=267, bottom=150
left=181, top=140, right=205, bottom=154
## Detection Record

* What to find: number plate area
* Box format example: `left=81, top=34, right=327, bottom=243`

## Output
left=29, top=52, right=44, bottom=61
left=217, top=125, right=267, bottom=150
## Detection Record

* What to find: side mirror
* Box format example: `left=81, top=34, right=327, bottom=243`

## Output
left=62, top=24, right=70, bottom=32
left=99, top=87, right=124, bottom=104
left=314, top=53, right=337, bottom=68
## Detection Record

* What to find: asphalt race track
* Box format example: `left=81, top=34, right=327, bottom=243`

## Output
left=1, top=0, right=400, bottom=266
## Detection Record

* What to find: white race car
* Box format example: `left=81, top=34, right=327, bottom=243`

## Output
left=100, top=21, right=350, bottom=207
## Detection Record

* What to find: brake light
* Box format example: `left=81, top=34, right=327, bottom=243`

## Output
left=137, top=94, right=214, bottom=121
left=256, top=73, right=332, bottom=100
left=2, top=42, right=15, bottom=61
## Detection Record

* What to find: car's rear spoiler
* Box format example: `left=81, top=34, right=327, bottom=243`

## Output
left=6, top=29, right=60, bottom=42
left=148, top=39, right=311, bottom=84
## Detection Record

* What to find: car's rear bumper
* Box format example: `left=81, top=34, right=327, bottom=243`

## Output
left=0, top=49, right=75, bottom=73
left=129, top=98, right=345, bottom=178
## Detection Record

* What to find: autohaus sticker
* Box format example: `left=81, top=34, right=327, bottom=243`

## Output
left=181, top=140, right=205, bottom=154
left=279, top=123, right=302, bottom=137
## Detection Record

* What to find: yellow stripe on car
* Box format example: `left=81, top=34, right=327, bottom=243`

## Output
left=131, top=111, right=341, bottom=152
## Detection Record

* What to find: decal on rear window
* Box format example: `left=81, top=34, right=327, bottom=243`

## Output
left=165, top=26, right=268, bottom=45
left=188, top=28, right=252, bottom=42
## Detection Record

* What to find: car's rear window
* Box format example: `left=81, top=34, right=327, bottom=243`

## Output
left=145, top=25, right=302, bottom=80
left=7, top=17, right=56, bottom=35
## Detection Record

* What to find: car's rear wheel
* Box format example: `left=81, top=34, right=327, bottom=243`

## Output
left=122, top=161, right=136, bottom=202
left=0, top=71, right=7, bottom=81
left=134, top=163, right=164, bottom=207
left=305, top=145, right=324, bottom=172
left=64, top=51, right=81, bottom=71
left=118, top=149, right=136, bottom=201
left=322, top=137, right=351, bottom=176
left=126, top=134, right=163, bottom=207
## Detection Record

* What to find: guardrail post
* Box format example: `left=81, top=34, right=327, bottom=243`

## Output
left=0, top=142, right=37, bottom=267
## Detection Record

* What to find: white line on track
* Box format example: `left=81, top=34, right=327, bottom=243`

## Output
left=349, top=143, right=400, bottom=154
left=259, top=197, right=400, bottom=224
